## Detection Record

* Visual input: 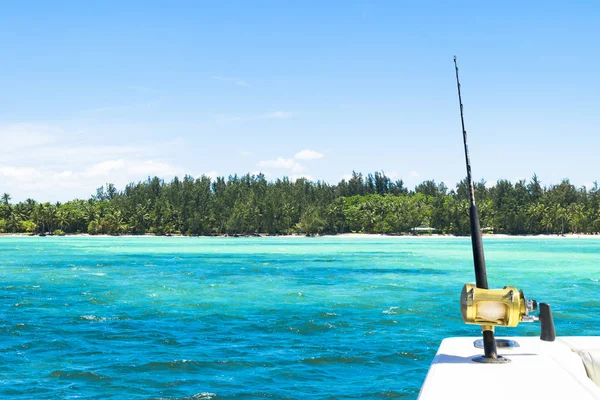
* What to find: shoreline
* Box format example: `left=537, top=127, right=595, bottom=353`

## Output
left=0, top=232, right=598, bottom=239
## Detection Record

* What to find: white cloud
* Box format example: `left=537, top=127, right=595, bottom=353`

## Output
left=256, top=150, right=324, bottom=170
left=295, top=149, right=324, bottom=160
left=0, top=166, right=44, bottom=181
left=0, top=121, right=200, bottom=201
left=342, top=173, right=353, bottom=181
left=256, top=149, right=324, bottom=179
left=126, top=160, right=182, bottom=176
left=53, top=170, right=73, bottom=179
left=258, top=157, right=306, bottom=173
left=3, top=159, right=182, bottom=184
left=3, top=159, right=185, bottom=200
left=410, top=170, right=420, bottom=177
left=84, top=160, right=126, bottom=177
left=258, top=157, right=296, bottom=169
left=387, top=171, right=401, bottom=180
left=292, top=164, right=306, bottom=173
left=212, top=76, right=249, bottom=87
left=0, top=123, right=188, bottom=201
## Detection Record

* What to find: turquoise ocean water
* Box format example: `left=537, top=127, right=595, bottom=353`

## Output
left=1, top=236, right=598, bottom=399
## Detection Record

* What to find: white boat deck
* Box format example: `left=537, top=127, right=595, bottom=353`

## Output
left=419, top=336, right=600, bottom=400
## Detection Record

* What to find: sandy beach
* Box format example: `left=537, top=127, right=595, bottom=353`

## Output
left=1, top=232, right=598, bottom=239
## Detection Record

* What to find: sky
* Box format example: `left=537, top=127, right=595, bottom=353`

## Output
left=1, top=1, right=599, bottom=202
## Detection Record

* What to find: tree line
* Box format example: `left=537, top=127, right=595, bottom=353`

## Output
left=1, top=172, right=599, bottom=236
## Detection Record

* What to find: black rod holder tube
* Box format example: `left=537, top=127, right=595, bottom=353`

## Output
left=482, top=330, right=498, bottom=359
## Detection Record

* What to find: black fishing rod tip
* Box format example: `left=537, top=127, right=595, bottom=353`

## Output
left=453, top=55, right=457, bottom=61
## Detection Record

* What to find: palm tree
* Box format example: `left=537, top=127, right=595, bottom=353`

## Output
left=56, top=210, right=70, bottom=232
left=541, top=206, right=555, bottom=234
left=106, top=210, right=127, bottom=235
left=84, top=202, right=99, bottom=223
left=1, top=198, right=11, bottom=221
left=593, top=210, right=600, bottom=234
left=568, top=203, right=585, bottom=233
left=550, top=204, right=567, bottom=234
left=7, top=213, right=21, bottom=233
left=525, top=203, right=536, bottom=233
left=45, top=203, right=58, bottom=234
left=525, top=202, right=546, bottom=234
left=32, top=203, right=46, bottom=234
left=129, top=204, right=149, bottom=234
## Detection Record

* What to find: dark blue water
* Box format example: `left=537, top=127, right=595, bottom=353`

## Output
left=1, top=236, right=598, bottom=399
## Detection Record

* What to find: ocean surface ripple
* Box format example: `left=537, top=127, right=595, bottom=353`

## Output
left=1, top=236, right=598, bottom=399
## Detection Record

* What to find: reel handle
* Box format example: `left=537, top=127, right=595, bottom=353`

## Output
left=539, top=303, right=556, bottom=342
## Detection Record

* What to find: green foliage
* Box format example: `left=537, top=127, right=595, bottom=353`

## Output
left=87, top=220, right=100, bottom=235
left=21, top=220, right=37, bottom=233
left=296, top=207, right=326, bottom=235
left=2, top=174, right=599, bottom=236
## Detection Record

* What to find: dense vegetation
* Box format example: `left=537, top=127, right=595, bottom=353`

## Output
left=1, top=172, right=599, bottom=236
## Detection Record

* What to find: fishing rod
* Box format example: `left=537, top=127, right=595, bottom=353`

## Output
left=453, top=56, right=489, bottom=292
left=453, top=56, right=555, bottom=363
left=453, top=56, right=497, bottom=360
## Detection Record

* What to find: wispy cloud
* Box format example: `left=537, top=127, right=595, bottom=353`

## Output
left=388, top=171, right=401, bottom=180
left=0, top=159, right=186, bottom=201
left=256, top=149, right=324, bottom=179
left=257, top=157, right=305, bottom=173
left=0, top=166, right=44, bottom=181
left=0, top=123, right=188, bottom=201
left=212, top=76, right=249, bottom=87
left=410, top=170, right=420, bottom=178
left=295, top=149, right=324, bottom=160
left=83, top=160, right=126, bottom=177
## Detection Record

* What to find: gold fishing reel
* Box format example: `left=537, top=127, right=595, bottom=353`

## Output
left=460, top=283, right=537, bottom=329
left=460, top=283, right=555, bottom=342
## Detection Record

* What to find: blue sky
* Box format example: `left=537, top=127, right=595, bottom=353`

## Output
left=1, top=1, right=599, bottom=201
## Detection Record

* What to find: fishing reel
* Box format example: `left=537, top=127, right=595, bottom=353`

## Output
left=460, top=283, right=556, bottom=342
